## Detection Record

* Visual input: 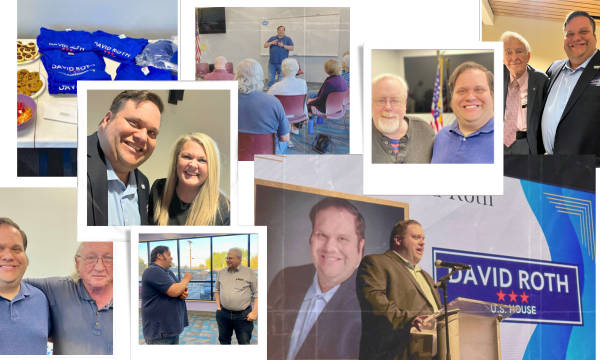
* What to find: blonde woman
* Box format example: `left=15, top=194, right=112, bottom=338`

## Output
left=148, top=133, right=230, bottom=225
left=307, top=59, right=348, bottom=117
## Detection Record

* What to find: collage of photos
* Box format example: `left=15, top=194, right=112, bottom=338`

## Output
left=4, top=1, right=598, bottom=360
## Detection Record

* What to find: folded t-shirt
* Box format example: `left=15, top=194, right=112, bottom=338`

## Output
left=114, top=61, right=173, bottom=81
left=36, top=27, right=93, bottom=53
left=91, top=30, right=149, bottom=62
left=41, top=51, right=112, bottom=94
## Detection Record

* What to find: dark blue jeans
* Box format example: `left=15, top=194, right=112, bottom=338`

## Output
left=145, top=334, right=180, bottom=345
left=216, top=307, right=254, bottom=344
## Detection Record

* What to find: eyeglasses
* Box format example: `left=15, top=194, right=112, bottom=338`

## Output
left=226, top=257, right=238, bottom=260
left=78, top=256, right=114, bottom=265
left=373, top=98, right=404, bottom=107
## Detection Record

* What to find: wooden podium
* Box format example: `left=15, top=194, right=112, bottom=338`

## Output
left=435, top=298, right=519, bottom=360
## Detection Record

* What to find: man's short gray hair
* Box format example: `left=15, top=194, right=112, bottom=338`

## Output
left=71, top=242, right=87, bottom=283
left=235, top=59, right=264, bottom=94
left=499, top=31, right=531, bottom=53
left=281, top=58, right=299, bottom=77
left=229, top=247, right=243, bottom=259
left=214, top=56, right=228, bottom=69
left=372, top=73, right=409, bottom=100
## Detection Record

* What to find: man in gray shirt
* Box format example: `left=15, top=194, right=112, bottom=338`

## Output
left=372, top=74, right=435, bottom=163
left=214, top=247, right=258, bottom=345
left=24, top=242, right=113, bottom=355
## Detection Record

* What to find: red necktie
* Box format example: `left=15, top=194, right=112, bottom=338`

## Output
left=503, top=79, right=520, bottom=147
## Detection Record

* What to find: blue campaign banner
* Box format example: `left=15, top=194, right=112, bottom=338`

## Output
left=432, top=248, right=582, bottom=325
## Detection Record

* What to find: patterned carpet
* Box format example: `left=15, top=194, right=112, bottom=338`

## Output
left=139, top=310, right=258, bottom=345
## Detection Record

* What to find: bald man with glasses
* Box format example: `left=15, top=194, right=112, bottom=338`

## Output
left=372, top=74, right=435, bottom=164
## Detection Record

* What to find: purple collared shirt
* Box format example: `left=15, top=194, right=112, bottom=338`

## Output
left=431, top=117, right=494, bottom=164
left=203, top=68, right=234, bottom=81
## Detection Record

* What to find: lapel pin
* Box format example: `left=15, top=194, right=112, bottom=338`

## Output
left=141, top=184, right=145, bottom=189
left=533, top=88, right=536, bottom=90
left=595, top=66, right=600, bottom=69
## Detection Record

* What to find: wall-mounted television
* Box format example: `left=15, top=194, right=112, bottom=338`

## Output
left=197, top=7, right=226, bottom=34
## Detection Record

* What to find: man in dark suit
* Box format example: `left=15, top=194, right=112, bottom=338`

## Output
left=501, top=31, right=549, bottom=154
left=541, top=10, right=600, bottom=165
left=267, top=197, right=365, bottom=359
left=357, top=220, right=442, bottom=360
left=87, top=90, right=164, bottom=226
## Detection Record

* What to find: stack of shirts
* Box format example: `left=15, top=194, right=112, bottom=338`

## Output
left=91, top=30, right=148, bottom=63
left=114, top=62, right=177, bottom=81
left=38, top=28, right=173, bottom=94
left=40, top=51, right=111, bottom=94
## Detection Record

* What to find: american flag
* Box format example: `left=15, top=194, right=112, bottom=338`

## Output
left=195, top=8, right=202, bottom=63
left=430, top=59, right=443, bottom=132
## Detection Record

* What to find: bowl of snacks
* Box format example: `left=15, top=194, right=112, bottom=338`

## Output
left=17, top=94, right=37, bottom=128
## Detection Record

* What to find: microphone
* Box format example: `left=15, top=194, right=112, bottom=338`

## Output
left=435, top=259, right=471, bottom=270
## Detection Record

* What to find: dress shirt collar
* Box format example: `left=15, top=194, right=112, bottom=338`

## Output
left=564, top=49, right=598, bottom=72
left=510, top=68, right=529, bottom=89
left=392, top=250, right=422, bottom=272
left=449, top=117, right=494, bottom=137
left=106, top=156, right=137, bottom=191
left=304, top=272, right=340, bottom=302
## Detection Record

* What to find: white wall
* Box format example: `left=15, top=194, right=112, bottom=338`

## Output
left=87, top=90, right=231, bottom=197
left=0, top=188, right=79, bottom=278
left=197, top=7, right=350, bottom=83
left=17, top=0, right=178, bottom=39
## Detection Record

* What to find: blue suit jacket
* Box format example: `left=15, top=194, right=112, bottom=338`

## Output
left=87, top=133, right=150, bottom=225
left=544, top=50, right=600, bottom=165
left=267, top=264, right=361, bottom=359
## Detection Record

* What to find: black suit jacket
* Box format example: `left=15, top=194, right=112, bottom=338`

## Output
left=356, top=250, right=442, bottom=360
left=503, top=64, right=549, bottom=154
left=544, top=50, right=600, bottom=165
left=87, top=133, right=150, bottom=226
left=267, top=264, right=361, bottom=359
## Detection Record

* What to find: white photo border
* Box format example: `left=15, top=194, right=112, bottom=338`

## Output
left=76, top=81, right=239, bottom=241
left=130, top=226, right=267, bottom=357
left=363, top=41, right=504, bottom=196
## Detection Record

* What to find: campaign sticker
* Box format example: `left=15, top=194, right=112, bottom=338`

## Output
left=432, top=248, right=582, bottom=325
left=262, top=21, right=269, bottom=26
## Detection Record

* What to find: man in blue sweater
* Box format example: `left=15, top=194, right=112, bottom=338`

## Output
left=264, top=26, right=294, bottom=88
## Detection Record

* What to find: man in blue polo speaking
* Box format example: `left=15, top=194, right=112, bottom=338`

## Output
left=264, top=25, right=294, bottom=88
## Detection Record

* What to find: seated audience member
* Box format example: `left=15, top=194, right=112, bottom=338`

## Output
left=235, top=58, right=290, bottom=154
left=372, top=74, right=435, bottom=163
left=307, top=59, right=348, bottom=121
left=342, top=54, right=350, bottom=87
left=148, top=133, right=230, bottom=226
left=203, top=56, right=235, bottom=81
left=431, top=61, right=494, bottom=164
left=268, top=58, right=308, bottom=135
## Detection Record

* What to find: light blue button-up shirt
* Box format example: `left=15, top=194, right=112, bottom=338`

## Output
left=286, top=273, right=340, bottom=359
left=106, top=157, right=140, bottom=226
left=541, top=49, right=598, bottom=154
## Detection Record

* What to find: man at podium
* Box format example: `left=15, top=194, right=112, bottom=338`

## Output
left=356, top=220, right=442, bottom=360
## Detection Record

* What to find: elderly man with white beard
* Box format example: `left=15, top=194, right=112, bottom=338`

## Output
left=371, top=74, right=435, bottom=163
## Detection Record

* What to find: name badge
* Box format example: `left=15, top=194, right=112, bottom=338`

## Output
left=236, top=278, right=244, bottom=281
left=589, top=76, right=600, bottom=87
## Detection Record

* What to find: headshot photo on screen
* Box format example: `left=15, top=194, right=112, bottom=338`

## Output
left=255, top=180, right=409, bottom=360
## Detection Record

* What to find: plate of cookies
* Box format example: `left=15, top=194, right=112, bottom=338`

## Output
left=17, top=69, right=46, bottom=98
left=17, top=41, right=40, bottom=64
